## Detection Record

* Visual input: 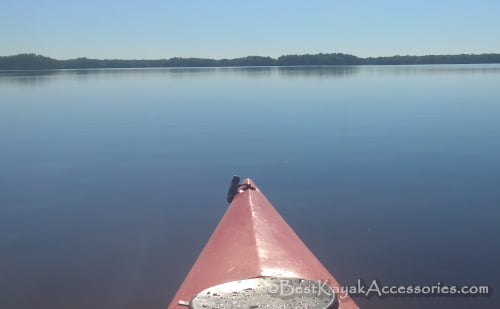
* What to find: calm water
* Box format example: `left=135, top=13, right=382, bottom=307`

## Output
left=1, top=65, right=499, bottom=309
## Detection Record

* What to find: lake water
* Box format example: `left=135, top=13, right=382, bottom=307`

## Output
left=1, top=65, right=499, bottom=309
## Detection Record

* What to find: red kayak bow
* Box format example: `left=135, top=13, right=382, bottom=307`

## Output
left=167, top=178, right=359, bottom=309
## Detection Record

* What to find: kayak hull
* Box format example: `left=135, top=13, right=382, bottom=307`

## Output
left=167, top=179, right=358, bottom=309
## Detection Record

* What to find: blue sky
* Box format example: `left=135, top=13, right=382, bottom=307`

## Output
left=1, top=0, right=499, bottom=59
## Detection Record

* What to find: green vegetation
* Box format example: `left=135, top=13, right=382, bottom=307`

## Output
left=1, top=53, right=500, bottom=70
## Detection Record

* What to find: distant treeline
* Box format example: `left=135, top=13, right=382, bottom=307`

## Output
left=1, top=53, right=500, bottom=70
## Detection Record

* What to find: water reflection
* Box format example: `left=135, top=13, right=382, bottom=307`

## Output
left=362, top=64, right=500, bottom=76
left=220, top=66, right=275, bottom=78
left=2, top=64, right=500, bottom=87
left=0, top=70, right=61, bottom=86
left=277, top=65, right=359, bottom=79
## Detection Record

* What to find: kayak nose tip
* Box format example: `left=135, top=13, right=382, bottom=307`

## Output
left=241, top=178, right=257, bottom=188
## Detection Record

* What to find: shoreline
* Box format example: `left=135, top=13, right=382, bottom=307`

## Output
left=1, top=53, right=500, bottom=70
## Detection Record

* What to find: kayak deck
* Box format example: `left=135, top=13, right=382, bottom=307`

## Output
left=167, top=178, right=358, bottom=309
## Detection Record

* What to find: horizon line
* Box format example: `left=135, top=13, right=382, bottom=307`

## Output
left=2, top=52, right=500, bottom=61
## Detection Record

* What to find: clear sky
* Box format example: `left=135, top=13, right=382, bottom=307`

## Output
left=1, top=0, right=499, bottom=59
